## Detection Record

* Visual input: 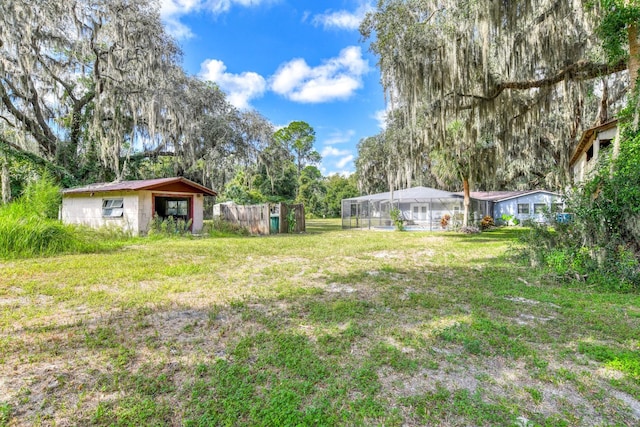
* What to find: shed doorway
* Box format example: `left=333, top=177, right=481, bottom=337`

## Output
left=154, top=196, right=192, bottom=223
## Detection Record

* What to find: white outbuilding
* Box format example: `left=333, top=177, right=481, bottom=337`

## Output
left=61, top=177, right=217, bottom=235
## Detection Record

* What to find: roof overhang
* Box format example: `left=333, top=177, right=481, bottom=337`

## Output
left=63, top=177, right=217, bottom=197
left=569, top=119, right=618, bottom=167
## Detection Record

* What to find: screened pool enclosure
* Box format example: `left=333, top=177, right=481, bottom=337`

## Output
left=341, top=186, right=482, bottom=230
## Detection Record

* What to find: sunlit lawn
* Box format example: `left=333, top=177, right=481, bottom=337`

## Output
left=1, top=220, right=639, bottom=426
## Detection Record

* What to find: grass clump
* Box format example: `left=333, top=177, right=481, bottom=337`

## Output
left=204, top=218, right=250, bottom=237
left=0, top=402, right=12, bottom=427
left=0, top=177, right=130, bottom=258
left=0, top=178, right=90, bottom=258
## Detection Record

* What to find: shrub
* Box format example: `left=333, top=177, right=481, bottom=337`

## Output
left=440, top=214, right=451, bottom=228
left=480, top=215, right=495, bottom=230
left=500, top=214, right=519, bottom=226
left=148, top=214, right=193, bottom=237
left=390, top=208, right=405, bottom=231
left=518, top=116, right=640, bottom=292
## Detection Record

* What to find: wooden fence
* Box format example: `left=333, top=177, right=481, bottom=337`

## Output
left=280, top=203, right=306, bottom=233
left=218, top=203, right=305, bottom=235
left=219, top=203, right=270, bottom=235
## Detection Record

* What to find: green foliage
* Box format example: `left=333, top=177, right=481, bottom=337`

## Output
left=296, top=166, right=326, bottom=216
left=0, top=177, right=94, bottom=258
left=389, top=207, right=405, bottom=231
left=273, top=121, right=320, bottom=178
left=520, top=117, right=640, bottom=291
left=324, top=174, right=359, bottom=217
left=222, top=170, right=267, bottom=205
left=578, top=342, right=640, bottom=381
left=286, top=207, right=297, bottom=233
left=148, top=214, right=193, bottom=237
left=500, top=214, right=519, bottom=226
left=0, top=402, right=11, bottom=427
left=204, top=218, right=249, bottom=237
left=594, top=0, right=640, bottom=66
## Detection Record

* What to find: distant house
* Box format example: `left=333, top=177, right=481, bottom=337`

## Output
left=570, top=119, right=618, bottom=184
left=341, top=186, right=466, bottom=230
left=469, top=190, right=564, bottom=224
left=61, top=177, right=217, bottom=235
left=341, top=186, right=563, bottom=229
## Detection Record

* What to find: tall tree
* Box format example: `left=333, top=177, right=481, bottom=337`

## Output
left=324, top=174, right=359, bottom=217
left=273, top=121, right=321, bottom=185
left=296, top=165, right=327, bottom=216
left=361, top=0, right=630, bottom=191
left=430, top=121, right=496, bottom=226
left=0, top=0, right=192, bottom=179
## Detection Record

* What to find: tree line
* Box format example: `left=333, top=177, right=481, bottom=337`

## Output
left=0, top=0, right=358, bottom=217
left=355, top=0, right=639, bottom=225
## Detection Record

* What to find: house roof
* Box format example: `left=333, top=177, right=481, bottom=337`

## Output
left=344, top=186, right=462, bottom=202
left=569, top=119, right=618, bottom=166
left=468, top=190, right=561, bottom=202
left=62, top=177, right=217, bottom=196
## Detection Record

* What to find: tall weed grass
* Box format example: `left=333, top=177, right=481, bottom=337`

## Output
left=0, top=178, right=116, bottom=258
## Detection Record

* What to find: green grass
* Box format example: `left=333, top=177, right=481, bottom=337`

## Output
left=1, top=219, right=639, bottom=425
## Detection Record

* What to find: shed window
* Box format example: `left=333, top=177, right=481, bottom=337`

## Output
left=517, top=204, right=529, bottom=214
left=533, top=203, right=546, bottom=214
left=102, top=199, right=124, bottom=218
left=167, top=200, right=188, bottom=216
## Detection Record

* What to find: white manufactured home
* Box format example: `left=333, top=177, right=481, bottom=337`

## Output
left=470, top=190, right=564, bottom=224
left=341, top=187, right=564, bottom=229
left=61, top=177, right=217, bottom=235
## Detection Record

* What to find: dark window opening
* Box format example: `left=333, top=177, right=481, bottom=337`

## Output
left=586, top=144, right=594, bottom=162
left=155, top=197, right=190, bottom=222
left=599, top=139, right=612, bottom=152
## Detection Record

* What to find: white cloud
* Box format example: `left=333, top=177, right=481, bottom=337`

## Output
left=374, top=109, right=388, bottom=129
left=159, top=0, right=278, bottom=39
left=336, top=154, right=355, bottom=169
left=325, top=129, right=355, bottom=145
left=199, top=59, right=267, bottom=109
left=321, top=146, right=351, bottom=158
left=313, top=2, right=373, bottom=30
left=271, top=46, right=369, bottom=103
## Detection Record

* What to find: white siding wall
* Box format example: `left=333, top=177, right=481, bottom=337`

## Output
left=61, top=191, right=140, bottom=233
left=138, top=191, right=153, bottom=233
left=192, top=194, right=204, bottom=233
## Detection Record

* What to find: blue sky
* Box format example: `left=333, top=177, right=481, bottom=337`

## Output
left=159, top=0, right=386, bottom=176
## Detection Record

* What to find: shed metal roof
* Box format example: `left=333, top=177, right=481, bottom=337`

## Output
left=62, top=177, right=217, bottom=196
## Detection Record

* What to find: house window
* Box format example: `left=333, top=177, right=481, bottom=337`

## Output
left=586, top=144, right=594, bottom=162
left=102, top=198, right=124, bottom=218
left=533, top=203, right=546, bottom=214
left=517, top=203, right=529, bottom=214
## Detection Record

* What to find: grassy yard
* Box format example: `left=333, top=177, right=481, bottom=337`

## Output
left=1, top=219, right=639, bottom=426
